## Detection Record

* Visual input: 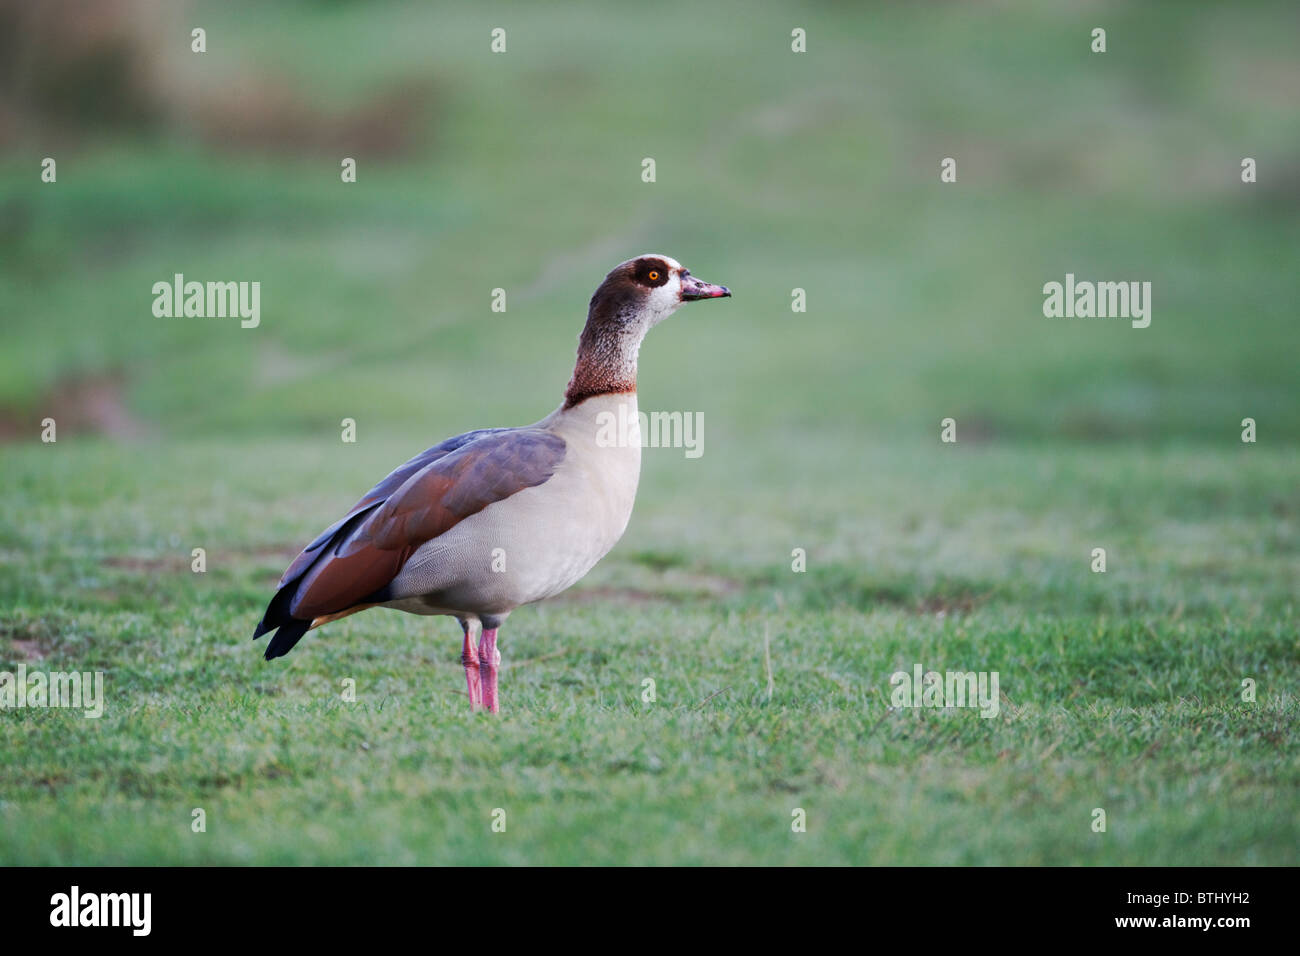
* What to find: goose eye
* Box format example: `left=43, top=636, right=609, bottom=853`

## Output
left=648, top=271, right=659, bottom=281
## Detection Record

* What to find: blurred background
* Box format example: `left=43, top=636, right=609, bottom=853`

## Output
left=2, top=0, right=1296, bottom=447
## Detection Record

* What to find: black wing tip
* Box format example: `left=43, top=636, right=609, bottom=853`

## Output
left=253, top=582, right=298, bottom=644
left=263, top=618, right=311, bottom=660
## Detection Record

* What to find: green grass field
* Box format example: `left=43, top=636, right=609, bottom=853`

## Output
left=1, top=0, right=1297, bottom=865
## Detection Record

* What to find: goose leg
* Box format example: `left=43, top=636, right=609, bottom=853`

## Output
left=478, top=628, right=501, bottom=714
left=460, top=618, right=482, bottom=711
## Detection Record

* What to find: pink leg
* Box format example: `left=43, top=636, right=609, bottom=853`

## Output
left=478, top=628, right=501, bottom=714
left=461, top=623, right=482, bottom=711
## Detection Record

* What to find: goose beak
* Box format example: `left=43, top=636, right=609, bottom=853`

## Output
left=680, top=271, right=731, bottom=301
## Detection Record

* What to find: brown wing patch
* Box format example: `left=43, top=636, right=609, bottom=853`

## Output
left=273, top=428, right=509, bottom=590
left=284, top=429, right=566, bottom=621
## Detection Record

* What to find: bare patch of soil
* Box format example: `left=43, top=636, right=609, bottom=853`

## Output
left=0, top=372, right=147, bottom=441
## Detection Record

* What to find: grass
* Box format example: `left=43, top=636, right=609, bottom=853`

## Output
left=1, top=435, right=1295, bottom=865
left=0, top=0, right=1297, bottom=864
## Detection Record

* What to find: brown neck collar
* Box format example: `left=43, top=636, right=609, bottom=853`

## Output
left=563, top=323, right=640, bottom=410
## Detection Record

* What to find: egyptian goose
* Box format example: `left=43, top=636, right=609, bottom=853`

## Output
left=253, top=255, right=730, bottom=712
